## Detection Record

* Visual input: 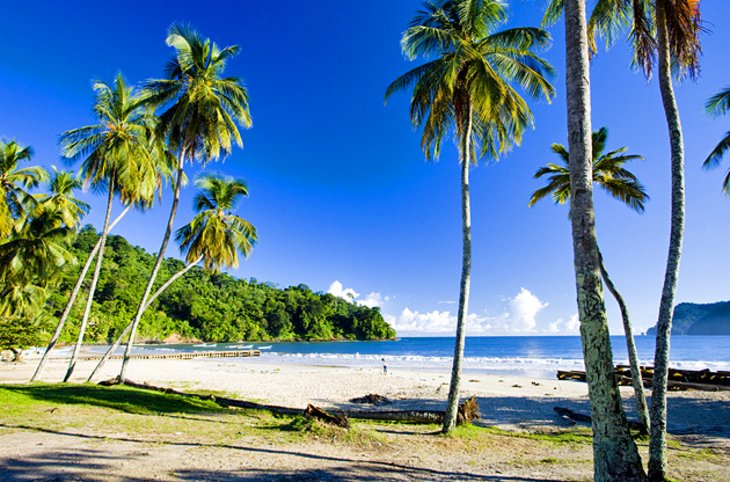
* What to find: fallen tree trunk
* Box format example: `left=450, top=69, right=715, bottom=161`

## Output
left=105, top=378, right=447, bottom=424
left=304, top=404, right=350, bottom=428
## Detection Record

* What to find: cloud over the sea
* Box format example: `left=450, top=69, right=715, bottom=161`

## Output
left=328, top=280, right=389, bottom=308
left=385, top=288, right=569, bottom=335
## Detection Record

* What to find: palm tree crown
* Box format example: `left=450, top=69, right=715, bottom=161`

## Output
left=0, top=140, right=48, bottom=237
left=144, top=23, right=252, bottom=163
left=704, top=87, right=730, bottom=193
left=530, top=127, right=649, bottom=212
left=59, top=74, right=165, bottom=208
left=35, top=167, right=90, bottom=229
left=175, top=174, right=256, bottom=271
left=386, top=0, right=555, bottom=161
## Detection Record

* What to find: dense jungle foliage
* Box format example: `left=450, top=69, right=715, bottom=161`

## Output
left=39, top=226, right=395, bottom=344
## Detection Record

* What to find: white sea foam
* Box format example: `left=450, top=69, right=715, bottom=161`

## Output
left=257, top=352, right=730, bottom=374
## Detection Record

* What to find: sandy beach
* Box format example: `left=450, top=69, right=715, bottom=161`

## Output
left=4, top=355, right=729, bottom=436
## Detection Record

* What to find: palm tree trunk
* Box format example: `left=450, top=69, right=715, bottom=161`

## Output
left=119, top=152, right=186, bottom=381
left=649, top=3, right=686, bottom=480
left=598, top=248, right=650, bottom=433
left=30, top=205, right=130, bottom=382
left=63, top=181, right=116, bottom=382
left=442, top=103, right=473, bottom=433
left=87, top=256, right=201, bottom=382
left=563, top=1, right=646, bottom=480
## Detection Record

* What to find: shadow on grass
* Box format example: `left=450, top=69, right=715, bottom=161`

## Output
left=0, top=383, right=223, bottom=415
left=0, top=423, right=565, bottom=482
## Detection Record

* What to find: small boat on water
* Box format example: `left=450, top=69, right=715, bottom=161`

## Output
left=257, top=345, right=272, bottom=350
left=193, top=343, right=216, bottom=348
left=231, top=344, right=253, bottom=349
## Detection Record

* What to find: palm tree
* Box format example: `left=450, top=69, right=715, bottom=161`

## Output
left=704, top=87, right=730, bottom=193
left=544, top=0, right=648, bottom=479
left=87, top=173, right=256, bottom=382
left=31, top=74, right=165, bottom=383
left=530, top=127, right=650, bottom=433
left=36, top=168, right=90, bottom=229
left=118, top=23, right=252, bottom=381
left=0, top=140, right=48, bottom=238
left=0, top=206, right=77, bottom=318
left=386, top=0, right=554, bottom=432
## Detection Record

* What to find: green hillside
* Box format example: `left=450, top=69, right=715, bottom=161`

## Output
left=646, top=301, right=730, bottom=336
left=43, top=226, right=396, bottom=344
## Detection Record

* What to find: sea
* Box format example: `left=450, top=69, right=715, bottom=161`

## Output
left=105, top=335, right=730, bottom=379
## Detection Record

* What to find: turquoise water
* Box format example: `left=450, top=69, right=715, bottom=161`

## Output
left=125, top=335, right=730, bottom=377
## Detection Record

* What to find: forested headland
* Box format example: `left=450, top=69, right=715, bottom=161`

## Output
left=39, top=226, right=396, bottom=345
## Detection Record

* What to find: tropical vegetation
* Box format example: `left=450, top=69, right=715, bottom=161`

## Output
left=704, top=86, right=730, bottom=193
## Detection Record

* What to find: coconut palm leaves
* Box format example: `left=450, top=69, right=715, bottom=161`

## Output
left=529, top=127, right=648, bottom=211
left=704, top=87, right=730, bottom=193
left=386, top=0, right=553, bottom=433
left=176, top=174, right=256, bottom=271
left=35, top=168, right=90, bottom=229
left=143, top=23, right=252, bottom=162
left=0, top=140, right=48, bottom=238
left=387, top=0, right=554, bottom=161
left=119, top=23, right=252, bottom=381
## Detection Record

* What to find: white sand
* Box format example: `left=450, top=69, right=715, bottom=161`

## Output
left=4, top=354, right=729, bottom=436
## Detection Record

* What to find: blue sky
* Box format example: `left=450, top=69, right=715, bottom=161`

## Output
left=1, top=0, right=728, bottom=336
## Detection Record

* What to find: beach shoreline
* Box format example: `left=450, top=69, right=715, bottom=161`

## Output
left=3, top=356, right=729, bottom=438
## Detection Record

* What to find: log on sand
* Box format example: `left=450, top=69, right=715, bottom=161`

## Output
left=102, top=378, right=479, bottom=425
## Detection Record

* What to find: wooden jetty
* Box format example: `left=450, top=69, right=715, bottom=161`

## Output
left=557, top=366, right=730, bottom=392
left=80, top=349, right=261, bottom=361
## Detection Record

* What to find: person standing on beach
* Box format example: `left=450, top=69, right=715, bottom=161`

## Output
left=382, top=358, right=387, bottom=375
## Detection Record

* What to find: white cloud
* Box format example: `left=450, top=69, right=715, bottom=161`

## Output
left=387, top=288, right=552, bottom=335
left=548, top=313, right=580, bottom=334
left=327, top=280, right=359, bottom=301
left=328, top=280, right=389, bottom=308
left=506, top=287, right=549, bottom=332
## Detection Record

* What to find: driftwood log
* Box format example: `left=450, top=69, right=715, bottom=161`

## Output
left=304, top=404, right=350, bottom=428
left=104, top=379, right=451, bottom=424
left=457, top=396, right=480, bottom=425
left=557, top=366, right=730, bottom=392
left=349, top=394, right=392, bottom=405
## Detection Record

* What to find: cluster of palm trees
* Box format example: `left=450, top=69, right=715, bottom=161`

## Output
left=19, top=23, right=257, bottom=383
left=387, top=0, right=718, bottom=480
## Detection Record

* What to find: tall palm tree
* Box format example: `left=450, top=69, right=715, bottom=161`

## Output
left=118, top=23, right=252, bottom=381
left=0, top=140, right=48, bottom=238
left=545, top=0, right=648, bottom=479
left=87, top=173, right=256, bottom=382
left=704, top=87, right=730, bottom=193
left=386, top=0, right=554, bottom=433
left=31, top=74, right=165, bottom=383
left=545, top=0, right=700, bottom=478
left=530, top=127, right=651, bottom=433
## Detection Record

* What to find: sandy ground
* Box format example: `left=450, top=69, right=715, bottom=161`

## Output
left=3, top=355, right=730, bottom=436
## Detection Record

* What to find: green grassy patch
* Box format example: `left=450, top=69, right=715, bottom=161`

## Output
left=0, top=383, right=223, bottom=415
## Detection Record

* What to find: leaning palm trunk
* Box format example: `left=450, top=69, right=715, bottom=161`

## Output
left=443, top=102, right=473, bottom=433
left=87, top=256, right=201, bottom=382
left=649, top=4, right=686, bottom=480
left=563, top=0, right=646, bottom=480
left=31, top=205, right=130, bottom=381
left=63, top=182, right=116, bottom=382
left=598, top=250, right=650, bottom=433
left=119, top=153, right=185, bottom=380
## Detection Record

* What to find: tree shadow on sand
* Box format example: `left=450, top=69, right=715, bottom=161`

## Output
left=0, top=424, right=565, bottom=482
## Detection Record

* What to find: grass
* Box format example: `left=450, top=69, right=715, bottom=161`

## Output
left=0, top=383, right=726, bottom=481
